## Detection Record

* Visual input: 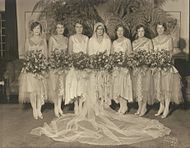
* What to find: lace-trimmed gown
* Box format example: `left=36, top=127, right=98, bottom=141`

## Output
left=19, top=38, right=48, bottom=104
left=152, top=35, right=182, bottom=104
left=65, top=35, right=89, bottom=104
left=48, top=35, right=68, bottom=103
left=88, top=35, right=112, bottom=107
left=132, top=37, right=154, bottom=104
left=112, top=38, right=133, bottom=103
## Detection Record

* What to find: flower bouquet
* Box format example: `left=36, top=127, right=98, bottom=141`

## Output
left=89, top=51, right=112, bottom=72
left=149, top=49, right=173, bottom=73
left=110, top=51, right=125, bottom=68
left=72, top=52, right=90, bottom=70
left=23, top=49, right=48, bottom=77
left=158, top=49, right=173, bottom=71
left=49, top=49, right=72, bottom=74
left=127, top=49, right=149, bottom=75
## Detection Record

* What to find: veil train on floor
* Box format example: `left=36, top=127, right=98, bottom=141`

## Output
left=31, top=95, right=171, bottom=145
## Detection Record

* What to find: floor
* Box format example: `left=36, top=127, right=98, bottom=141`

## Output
left=0, top=102, right=190, bottom=148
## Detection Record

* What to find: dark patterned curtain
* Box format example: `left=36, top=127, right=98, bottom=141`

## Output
left=5, top=0, right=18, bottom=60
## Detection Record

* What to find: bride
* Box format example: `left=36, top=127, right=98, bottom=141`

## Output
left=88, top=22, right=112, bottom=111
left=31, top=22, right=171, bottom=146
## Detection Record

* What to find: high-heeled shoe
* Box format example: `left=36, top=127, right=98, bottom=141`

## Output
left=135, top=101, right=142, bottom=115
left=120, top=106, right=128, bottom=114
left=33, top=109, right=38, bottom=120
left=155, top=111, right=163, bottom=116
left=139, top=108, right=147, bottom=117
left=117, top=106, right=122, bottom=114
left=161, top=108, right=169, bottom=119
left=58, top=108, right=64, bottom=116
left=37, top=110, right=43, bottom=119
left=134, top=108, right=141, bottom=115
left=161, top=113, right=168, bottom=118
left=54, top=107, right=60, bottom=118
left=155, top=104, right=164, bottom=116
left=134, top=112, right=140, bottom=115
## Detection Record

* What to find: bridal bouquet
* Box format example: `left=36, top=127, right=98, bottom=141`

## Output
left=144, top=51, right=153, bottom=67
left=127, top=49, right=150, bottom=75
left=49, top=48, right=63, bottom=70
left=136, top=49, right=149, bottom=67
left=23, top=49, right=48, bottom=76
left=89, top=54, right=98, bottom=70
left=157, top=49, right=173, bottom=71
left=149, top=49, right=174, bottom=75
left=126, top=49, right=145, bottom=70
left=110, top=51, right=125, bottom=68
left=49, top=49, right=72, bottom=73
left=89, top=51, right=112, bottom=72
left=149, top=49, right=172, bottom=71
left=72, top=52, right=90, bottom=70
left=60, top=51, right=73, bottom=71
left=149, top=50, right=159, bottom=69
left=125, top=55, right=136, bottom=70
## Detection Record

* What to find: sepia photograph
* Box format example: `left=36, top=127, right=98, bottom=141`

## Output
left=0, top=0, right=190, bottom=147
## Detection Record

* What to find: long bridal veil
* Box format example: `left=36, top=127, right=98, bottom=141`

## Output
left=31, top=82, right=171, bottom=145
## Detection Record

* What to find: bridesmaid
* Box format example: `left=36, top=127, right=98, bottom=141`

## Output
left=152, top=22, right=182, bottom=118
left=48, top=21, right=68, bottom=117
left=88, top=22, right=112, bottom=114
left=66, top=20, right=89, bottom=114
left=132, top=25, right=153, bottom=116
left=112, top=25, right=133, bottom=114
left=19, top=21, right=47, bottom=119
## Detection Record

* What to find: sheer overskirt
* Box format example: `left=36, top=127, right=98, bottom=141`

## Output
left=112, top=68, right=133, bottom=102
left=153, top=67, right=183, bottom=103
left=19, top=71, right=47, bottom=104
left=48, top=70, right=65, bottom=103
left=65, top=69, right=88, bottom=104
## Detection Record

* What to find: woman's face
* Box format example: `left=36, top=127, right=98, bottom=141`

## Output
left=137, top=27, right=145, bottom=38
left=75, top=23, right=83, bottom=34
left=33, top=25, right=41, bottom=36
left=156, top=24, right=165, bottom=35
left=56, top=24, right=64, bottom=35
left=116, top=27, right=124, bottom=38
left=96, top=25, right=104, bottom=37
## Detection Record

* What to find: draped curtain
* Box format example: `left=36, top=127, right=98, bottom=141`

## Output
left=5, top=0, right=18, bottom=60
